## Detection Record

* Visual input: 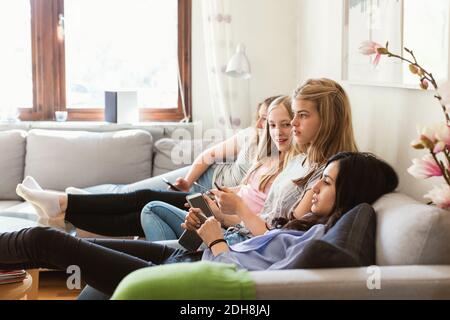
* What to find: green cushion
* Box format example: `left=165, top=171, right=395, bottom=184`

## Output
left=111, top=261, right=256, bottom=300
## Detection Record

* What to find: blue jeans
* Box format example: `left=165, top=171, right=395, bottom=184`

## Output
left=84, top=165, right=217, bottom=194
left=140, top=201, right=188, bottom=241
left=189, top=164, right=217, bottom=193
left=141, top=201, right=252, bottom=244
left=84, top=166, right=191, bottom=193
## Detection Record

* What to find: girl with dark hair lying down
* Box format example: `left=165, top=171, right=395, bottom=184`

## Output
left=0, top=152, right=398, bottom=297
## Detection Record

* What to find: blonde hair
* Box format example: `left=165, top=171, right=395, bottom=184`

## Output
left=254, top=95, right=283, bottom=146
left=292, top=78, right=358, bottom=166
left=242, top=96, right=299, bottom=191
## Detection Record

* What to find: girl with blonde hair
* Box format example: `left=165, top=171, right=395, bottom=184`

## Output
left=139, top=95, right=298, bottom=242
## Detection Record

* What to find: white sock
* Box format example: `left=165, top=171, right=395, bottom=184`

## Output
left=22, top=176, right=43, bottom=191
left=65, top=187, right=91, bottom=195
left=20, top=177, right=47, bottom=217
left=16, top=184, right=62, bottom=218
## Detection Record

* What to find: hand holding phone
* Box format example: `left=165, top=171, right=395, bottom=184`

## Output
left=178, top=193, right=215, bottom=251
left=185, top=208, right=208, bottom=229
left=162, top=177, right=182, bottom=192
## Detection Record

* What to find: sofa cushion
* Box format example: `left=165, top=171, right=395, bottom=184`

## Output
left=153, top=138, right=217, bottom=176
left=24, top=129, right=153, bottom=191
left=0, top=130, right=27, bottom=200
left=373, top=192, right=450, bottom=265
left=292, top=203, right=376, bottom=269
left=0, top=201, right=23, bottom=211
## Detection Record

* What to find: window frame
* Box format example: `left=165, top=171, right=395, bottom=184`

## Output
left=19, top=0, right=191, bottom=122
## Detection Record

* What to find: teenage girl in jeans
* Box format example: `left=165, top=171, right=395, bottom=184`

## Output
left=140, top=96, right=298, bottom=241
left=0, top=152, right=399, bottom=297
left=15, top=96, right=280, bottom=237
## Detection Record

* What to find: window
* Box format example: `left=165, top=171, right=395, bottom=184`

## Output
left=16, top=0, right=191, bottom=122
left=343, top=0, right=449, bottom=88
left=0, top=1, right=33, bottom=119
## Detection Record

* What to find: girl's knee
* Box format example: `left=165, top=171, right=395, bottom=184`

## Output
left=23, top=226, right=62, bottom=243
left=141, top=201, right=168, bottom=216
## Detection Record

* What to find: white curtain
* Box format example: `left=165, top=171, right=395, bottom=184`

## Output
left=201, top=0, right=252, bottom=135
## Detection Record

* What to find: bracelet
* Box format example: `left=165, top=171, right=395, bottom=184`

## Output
left=208, top=238, right=227, bottom=250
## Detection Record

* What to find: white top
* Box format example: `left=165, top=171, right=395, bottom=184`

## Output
left=259, top=154, right=325, bottom=223
left=212, top=127, right=258, bottom=188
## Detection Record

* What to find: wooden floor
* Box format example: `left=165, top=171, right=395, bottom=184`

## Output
left=37, top=271, right=83, bottom=300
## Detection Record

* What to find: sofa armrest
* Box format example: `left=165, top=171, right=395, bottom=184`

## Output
left=251, top=265, right=450, bottom=300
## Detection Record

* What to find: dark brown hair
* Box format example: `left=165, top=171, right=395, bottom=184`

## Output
left=271, top=152, right=398, bottom=232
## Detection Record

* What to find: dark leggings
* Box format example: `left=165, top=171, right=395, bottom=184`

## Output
left=65, top=190, right=190, bottom=237
left=0, top=227, right=201, bottom=296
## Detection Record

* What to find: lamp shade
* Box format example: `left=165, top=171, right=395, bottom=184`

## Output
left=225, top=43, right=251, bottom=79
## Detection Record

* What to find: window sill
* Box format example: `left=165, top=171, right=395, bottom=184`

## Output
left=0, top=121, right=196, bottom=140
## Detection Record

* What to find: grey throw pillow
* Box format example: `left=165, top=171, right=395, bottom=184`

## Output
left=293, top=203, right=377, bottom=269
left=153, top=138, right=218, bottom=176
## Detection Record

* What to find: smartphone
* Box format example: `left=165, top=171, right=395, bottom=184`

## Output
left=178, top=193, right=215, bottom=251
left=193, top=182, right=209, bottom=193
left=214, top=182, right=225, bottom=192
left=162, top=177, right=181, bottom=192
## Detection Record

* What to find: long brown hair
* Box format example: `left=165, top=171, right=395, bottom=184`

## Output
left=293, top=78, right=358, bottom=165
left=272, top=152, right=399, bottom=233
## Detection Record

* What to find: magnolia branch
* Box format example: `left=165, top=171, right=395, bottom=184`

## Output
left=384, top=48, right=450, bottom=123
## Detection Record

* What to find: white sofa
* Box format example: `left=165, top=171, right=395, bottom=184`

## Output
left=253, top=192, right=450, bottom=299
left=1, top=127, right=450, bottom=299
left=0, top=125, right=194, bottom=216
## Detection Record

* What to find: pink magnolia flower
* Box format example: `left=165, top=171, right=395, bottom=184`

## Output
left=424, top=184, right=450, bottom=209
left=416, top=123, right=450, bottom=153
left=359, top=40, right=384, bottom=66
left=407, top=154, right=443, bottom=179
left=359, top=41, right=381, bottom=55
left=434, top=124, right=450, bottom=153
left=434, top=141, right=446, bottom=154
left=417, top=123, right=442, bottom=144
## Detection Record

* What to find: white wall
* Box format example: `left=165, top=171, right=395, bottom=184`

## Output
left=191, top=0, right=299, bottom=130
left=192, top=0, right=443, bottom=201
left=297, top=0, right=446, bottom=201
left=191, top=1, right=213, bottom=129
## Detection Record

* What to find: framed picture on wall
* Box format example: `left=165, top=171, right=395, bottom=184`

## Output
left=342, top=0, right=450, bottom=88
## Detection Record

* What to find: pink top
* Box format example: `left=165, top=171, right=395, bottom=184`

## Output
left=237, top=162, right=273, bottom=215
